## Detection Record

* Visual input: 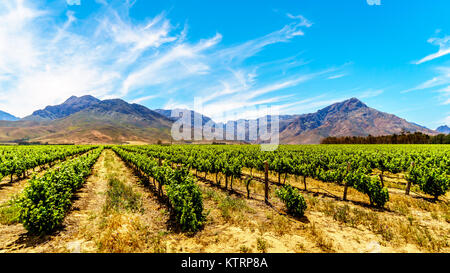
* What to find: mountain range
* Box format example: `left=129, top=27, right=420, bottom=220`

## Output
left=0, top=110, right=19, bottom=122
left=0, top=95, right=443, bottom=144
left=437, top=125, right=450, bottom=134
left=0, top=96, right=172, bottom=144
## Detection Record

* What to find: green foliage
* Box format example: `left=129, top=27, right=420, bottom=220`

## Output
left=345, top=170, right=389, bottom=207
left=0, top=145, right=95, bottom=182
left=115, top=144, right=449, bottom=209
left=407, top=166, right=449, bottom=200
left=112, top=147, right=205, bottom=232
left=165, top=174, right=204, bottom=231
left=420, top=169, right=449, bottom=200
left=17, top=148, right=102, bottom=234
left=276, top=185, right=307, bottom=217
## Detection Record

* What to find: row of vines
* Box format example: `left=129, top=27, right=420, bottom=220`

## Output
left=16, top=147, right=103, bottom=234
left=118, top=145, right=450, bottom=211
left=0, top=145, right=96, bottom=183
left=112, top=147, right=205, bottom=232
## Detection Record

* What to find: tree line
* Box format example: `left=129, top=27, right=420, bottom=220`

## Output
left=321, top=132, right=450, bottom=144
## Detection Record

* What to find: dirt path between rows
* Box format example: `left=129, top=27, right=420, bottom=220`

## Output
left=0, top=180, right=29, bottom=205
left=88, top=149, right=170, bottom=253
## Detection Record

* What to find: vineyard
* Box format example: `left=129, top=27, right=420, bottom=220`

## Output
left=0, top=144, right=448, bottom=253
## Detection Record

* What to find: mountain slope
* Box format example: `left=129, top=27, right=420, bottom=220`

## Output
left=0, top=96, right=438, bottom=144
left=279, top=98, right=438, bottom=144
left=157, top=98, right=437, bottom=144
left=0, top=110, right=19, bottom=121
left=22, top=95, right=101, bottom=121
left=155, top=109, right=214, bottom=126
left=436, top=125, right=450, bottom=134
left=0, top=97, right=173, bottom=144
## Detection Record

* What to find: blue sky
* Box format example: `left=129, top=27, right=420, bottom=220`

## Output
left=0, top=0, right=449, bottom=128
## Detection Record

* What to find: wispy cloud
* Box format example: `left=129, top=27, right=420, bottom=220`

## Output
left=0, top=1, right=175, bottom=116
left=197, top=67, right=338, bottom=122
left=286, top=13, right=313, bottom=27
left=437, top=85, right=450, bottom=105
left=130, top=95, right=158, bottom=104
left=359, top=89, right=384, bottom=99
left=442, top=115, right=450, bottom=126
left=118, top=33, right=222, bottom=97
left=403, top=66, right=450, bottom=107
left=277, top=96, right=348, bottom=116
left=415, top=35, right=450, bottom=64
left=0, top=0, right=320, bottom=120
left=403, top=66, right=450, bottom=93
left=327, top=74, right=346, bottom=80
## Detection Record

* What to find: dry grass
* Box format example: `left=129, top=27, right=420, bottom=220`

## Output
left=202, top=187, right=254, bottom=225
left=183, top=168, right=450, bottom=253
left=306, top=194, right=449, bottom=252
left=0, top=195, right=21, bottom=225
left=90, top=150, right=169, bottom=253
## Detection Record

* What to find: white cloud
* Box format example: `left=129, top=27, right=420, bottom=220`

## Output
left=0, top=1, right=315, bottom=120
left=327, top=74, right=346, bottom=80
left=213, top=19, right=311, bottom=65
left=119, top=33, right=222, bottom=97
left=359, top=89, right=384, bottom=99
left=415, top=35, right=450, bottom=64
left=198, top=70, right=336, bottom=122
left=443, top=115, right=450, bottom=125
left=0, top=1, right=182, bottom=117
left=277, top=97, right=348, bottom=116
left=130, top=95, right=158, bottom=104
left=403, top=66, right=450, bottom=93
left=286, top=13, right=313, bottom=27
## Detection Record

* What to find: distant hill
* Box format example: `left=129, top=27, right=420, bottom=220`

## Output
left=160, top=98, right=438, bottom=144
left=278, top=98, right=438, bottom=144
left=22, top=95, right=101, bottom=121
left=436, top=125, right=450, bottom=134
left=154, top=109, right=214, bottom=126
left=0, top=96, right=172, bottom=144
left=0, top=110, right=19, bottom=121
left=0, top=96, right=438, bottom=144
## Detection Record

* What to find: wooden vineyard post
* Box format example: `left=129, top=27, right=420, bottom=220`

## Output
left=264, top=161, right=269, bottom=205
left=158, top=158, right=162, bottom=197
left=343, top=162, right=351, bottom=201
left=379, top=172, right=384, bottom=188
left=405, top=161, right=414, bottom=196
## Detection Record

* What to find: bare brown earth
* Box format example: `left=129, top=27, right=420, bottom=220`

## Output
left=0, top=180, right=29, bottom=206
left=0, top=150, right=448, bottom=253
